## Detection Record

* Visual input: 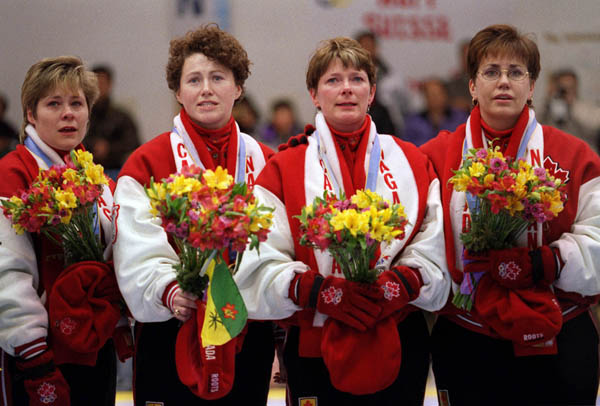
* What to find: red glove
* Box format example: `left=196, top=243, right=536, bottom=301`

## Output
left=463, top=246, right=560, bottom=290
left=113, top=325, right=134, bottom=362
left=289, top=270, right=382, bottom=331
left=376, top=266, right=423, bottom=320
left=16, top=350, right=70, bottom=406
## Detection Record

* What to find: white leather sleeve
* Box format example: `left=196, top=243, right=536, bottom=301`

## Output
left=394, top=178, right=451, bottom=311
left=234, top=185, right=306, bottom=320
left=0, top=206, right=48, bottom=355
left=112, top=176, right=178, bottom=322
left=553, top=176, right=600, bottom=296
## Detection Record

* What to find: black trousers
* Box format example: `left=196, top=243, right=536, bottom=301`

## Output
left=134, top=318, right=275, bottom=405
left=7, top=340, right=116, bottom=406
left=284, top=311, right=431, bottom=406
left=431, top=311, right=600, bottom=406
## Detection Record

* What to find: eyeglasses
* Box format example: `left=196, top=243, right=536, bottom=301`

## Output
left=478, top=67, right=530, bottom=81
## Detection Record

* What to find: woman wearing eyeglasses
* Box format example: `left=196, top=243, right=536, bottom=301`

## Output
left=422, top=24, right=600, bottom=405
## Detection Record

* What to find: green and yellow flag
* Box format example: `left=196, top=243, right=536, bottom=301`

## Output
left=201, top=259, right=248, bottom=346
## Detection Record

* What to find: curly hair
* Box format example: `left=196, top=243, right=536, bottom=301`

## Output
left=306, top=37, right=376, bottom=92
left=166, top=24, right=251, bottom=94
left=20, top=55, right=98, bottom=142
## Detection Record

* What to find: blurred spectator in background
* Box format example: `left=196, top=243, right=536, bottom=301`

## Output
left=0, top=93, right=18, bottom=158
left=541, top=68, right=600, bottom=154
left=85, top=65, right=140, bottom=180
left=355, top=30, right=411, bottom=136
left=446, top=39, right=472, bottom=114
left=233, top=94, right=260, bottom=136
left=402, top=77, right=468, bottom=146
left=258, top=98, right=302, bottom=149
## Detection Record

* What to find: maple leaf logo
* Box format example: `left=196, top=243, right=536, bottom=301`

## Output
left=544, top=156, right=570, bottom=184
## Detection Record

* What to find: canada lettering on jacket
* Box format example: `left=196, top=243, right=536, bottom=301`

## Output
left=379, top=151, right=401, bottom=204
left=205, top=345, right=216, bottom=360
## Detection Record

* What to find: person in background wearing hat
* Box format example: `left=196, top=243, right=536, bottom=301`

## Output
left=235, top=36, right=449, bottom=405
left=112, top=24, right=276, bottom=404
left=422, top=24, right=600, bottom=405
left=0, top=56, right=123, bottom=406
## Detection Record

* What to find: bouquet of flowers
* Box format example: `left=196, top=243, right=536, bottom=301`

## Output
left=1, top=149, right=109, bottom=264
left=296, top=189, right=409, bottom=395
left=450, top=145, right=567, bottom=310
left=146, top=165, right=273, bottom=344
left=296, top=189, right=409, bottom=283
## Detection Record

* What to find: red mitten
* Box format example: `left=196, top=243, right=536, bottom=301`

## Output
left=376, top=266, right=423, bottom=321
left=49, top=261, right=122, bottom=365
left=175, top=301, right=236, bottom=399
left=474, top=274, right=563, bottom=347
left=289, top=270, right=382, bottom=331
left=464, top=246, right=560, bottom=289
left=16, top=350, right=70, bottom=406
left=113, top=325, right=134, bottom=362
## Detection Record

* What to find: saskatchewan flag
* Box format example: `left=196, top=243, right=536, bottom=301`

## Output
left=200, top=259, right=248, bottom=346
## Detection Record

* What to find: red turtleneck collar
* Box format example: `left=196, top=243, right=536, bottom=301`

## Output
left=179, top=108, right=235, bottom=168
left=470, top=104, right=530, bottom=159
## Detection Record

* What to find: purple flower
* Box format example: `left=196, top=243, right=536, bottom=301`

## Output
left=534, top=167, right=547, bottom=180
left=490, top=157, right=508, bottom=173
left=476, top=149, right=488, bottom=159
left=165, top=222, right=177, bottom=233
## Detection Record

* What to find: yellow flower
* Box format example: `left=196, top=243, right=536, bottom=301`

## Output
left=74, top=150, right=94, bottom=166
left=469, top=162, right=485, bottom=178
left=63, top=168, right=79, bottom=183
left=9, top=196, right=23, bottom=206
left=168, top=175, right=196, bottom=196
left=203, top=167, right=233, bottom=190
left=85, top=164, right=108, bottom=185
left=451, top=173, right=472, bottom=192
left=541, top=190, right=564, bottom=216
left=506, top=195, right=525, bottom=216
left=13, top=224, right=25, bottom=235
left=351, top=190, right=372, bottom=209
left=54, top=190, right=78, bottom=209
left=483, top=173, right=495, bottom=187
left=147, top=184, right=167, bottom=202
left=60, top=210, right=73, bottom=224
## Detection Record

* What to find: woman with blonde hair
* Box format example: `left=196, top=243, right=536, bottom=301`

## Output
left=235, top=37, right=449, bottom=404
left=0, top=56, right=120, bottom=406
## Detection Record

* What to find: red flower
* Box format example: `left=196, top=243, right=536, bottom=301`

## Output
left=222, top=303, right=238, bottom=319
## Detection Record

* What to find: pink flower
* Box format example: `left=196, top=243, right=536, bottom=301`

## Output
left=534, top=167, right=547, bottom=180
left=490, top=157, right=508, bottom=173
left=476, top=149, right=488, bottom=159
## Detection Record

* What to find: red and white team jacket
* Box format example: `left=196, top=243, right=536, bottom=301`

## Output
left=0, top=127, right=114, bottom=358
left=234, top=112, right=450, bottom=355
left=422, top=107, right=600, bottom=332
left=112, top=116, right=273, bottom=322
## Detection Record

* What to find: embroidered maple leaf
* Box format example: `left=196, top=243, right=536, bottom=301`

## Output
left=383, top=281, right=401, bottom=301
left=544, top=156, right=570, bottom=184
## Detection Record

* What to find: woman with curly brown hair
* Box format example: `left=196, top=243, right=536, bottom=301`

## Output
left=112, top=24, right=276, bottom=404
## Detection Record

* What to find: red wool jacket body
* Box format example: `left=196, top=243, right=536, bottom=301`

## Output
left=421, top=106, right=600, bottom=336
left=112, top=113, right=274, bottom=322
left=0, top=137, right=115, bottom=360
left=234, top=112, right=450, bottom=356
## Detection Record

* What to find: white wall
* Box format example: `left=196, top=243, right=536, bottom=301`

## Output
left=1, top=0, right=598, bottom=142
